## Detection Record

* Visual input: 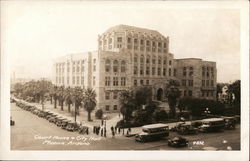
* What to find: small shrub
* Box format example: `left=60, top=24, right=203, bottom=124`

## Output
left=95, top=109, right=103, bottom=119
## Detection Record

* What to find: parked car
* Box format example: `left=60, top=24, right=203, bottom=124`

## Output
left=65, top=122, right=79, bottom=132
left=48, top=114, right=58, bottom=123
left=56, top=118, right=68, bottom=127
left=168, top=136, right=189, bottom=147
left=191, top=121, right=202, bottom=128
left=61, top=120, right=71, bottom=129
left=176, top=123, right=198, bottom=135
left=10, top=117, right=15, bottom=126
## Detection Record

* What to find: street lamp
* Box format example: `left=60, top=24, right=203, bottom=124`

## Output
left=204, top=108, right=211, bottom=117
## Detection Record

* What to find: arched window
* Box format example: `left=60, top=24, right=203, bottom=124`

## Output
left=121, top=60, right=126, bottom=72
left=105, top=59, right=111, bottom=72
left=113, top=60, right=118, bottom=72
left=140, top=55, right=144, bottom=64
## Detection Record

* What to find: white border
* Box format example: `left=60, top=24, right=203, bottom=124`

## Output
left=0, top=1, right=249, bottom=160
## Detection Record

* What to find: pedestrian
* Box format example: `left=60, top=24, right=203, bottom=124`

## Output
left=115, top=126, right=117, bottom=134
left=96, top=127, right=100, bottom=135
left=86, top=127, right=89, bottom=135
left=111, top=126, right=114, bottom=132
left=128, top=127, right=131, bottom=134
left=118, top=127, right=121, bottom=134
left=104, top=128, right=107, bottom=137
left=93, top=126, right=96, bottom=134
left=126, top=129, right=129, bottom=135
left=101, top=119, right=104, bottom=126
left=112, top=129, right=115, bottom=138
left=122, top=128, right=125, bottom=135
left=101, top=128, right=103, bottom=137
left=119, top=113, right=120, bottom=118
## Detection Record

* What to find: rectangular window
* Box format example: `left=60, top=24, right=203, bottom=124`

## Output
left=184, top=90, right=187, bottom=96
left=169, top=60, right=172, bottom=65
left=202, top=80, right=205, bottom=86
left=174, top=69, right=177, bottom=77
left=67, top=77, right=70, bottom=84
left=163, top=68, right=166, bottom=76
left=152, top=67, right=155, bottom=75
left=140, top=80, right=144, bottom=85
left=183, top=67, right=186, bottom=76
left=146, top=67, right=150, bottom=75
left=109, top=38, right=112, bottom=44
left=206, top=80, right=209, bottom=86
left=121, top=77, right=126, bottom=86
left=76, top=76, right=79, bottom=85
left=105, top=77, right=110, bottom=86
left=202, top=91, right=205, bottom=97
left=113, top=77, right=118, bottom=86
left=113, top=92, right=118, bottom=99
left=188, top=90, right=193, bottom=96
left=93, top=65, right=96, bottom=72
left=158, top=68, right=161, bottom=76
left=134, top=79, right=137, bottom=86
left=117, top=37, right=122, bottom=42
left=113, top=105, right=117, bottom=110
left=105, top=92, right=110, bottom=100
left=188, top=80, right=193, bottom=86
left=182, top=80, right=186, bottom=86
left=169, top=68, right=172, bottom=76
left=134, top=66, right=138, bottom=75
left=105, top=105, right=110, bottom=111
left=140, top=66, right=144, bottom=75
left=127, top=37, right=131, bottom=43
left=72, top=76, right=75, bottom=85
left=134, top=38, right=138, bottom=44
left=140, top=39, right=144, bottom=45
left=146, top=80, right=149, bottom=85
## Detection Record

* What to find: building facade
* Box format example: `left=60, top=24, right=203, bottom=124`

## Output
left=53, top=24, right=217, bottom=112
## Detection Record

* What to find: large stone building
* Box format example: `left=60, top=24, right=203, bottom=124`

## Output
left=53, top=24, right=217, bottom=112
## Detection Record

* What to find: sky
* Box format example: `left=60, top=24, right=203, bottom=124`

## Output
left=2, top=1, right=241, bottom=83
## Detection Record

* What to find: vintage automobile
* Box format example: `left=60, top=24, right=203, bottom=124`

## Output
left=37, top=110, right=47, bottom=118
left=168, top=136, right=189, bottom=147
left=56, top=118, right=68, bottom=127
left=198, top=118, right=225, bottom=132
left=61, top=120, right=71, bottom=129
left=65, top=122, right=79, bottom=132
left=135, top=123, right=169, bottom=142
left=10, top=117, right=15, bottom=126
left=48, top=114, right=58, bottom=123
left=45, top=112, right=55, bottom=120
left=223, top=117, right=236, bottom=130
left=176, top=123, right=198, bottom=135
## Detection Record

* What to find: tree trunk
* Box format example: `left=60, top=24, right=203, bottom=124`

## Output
left=50, top=96, right=53, bottom=104
left=54, top=99, right=57, bottom=109
left=74, top=104, right=77, bottom=123
left=61, top=101, right=64, bottom=111
left=68, top=103, right=71, bottom=112
left=87, top=111, right=91, bottom=121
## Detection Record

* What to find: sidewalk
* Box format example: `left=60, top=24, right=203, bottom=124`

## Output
left=14, top=98, right=195, bottom=137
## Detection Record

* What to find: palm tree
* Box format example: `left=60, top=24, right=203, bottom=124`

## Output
left=72, top=87, right=84, bottom=122
left=58, top=86, right=65, bottom=111
left=165, top=79, right=181, bottom=118
left=53, top=86, right=58, bottom=109
left=65, top=87, right=73, bottom=112
left=83, top=88, right=97, bottom=122
left=119, top=89, right=136, bottom=122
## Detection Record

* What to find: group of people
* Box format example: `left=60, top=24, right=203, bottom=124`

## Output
left=91, top=119, right=133, bottom=138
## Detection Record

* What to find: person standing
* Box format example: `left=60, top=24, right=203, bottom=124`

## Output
left=104, top=128, right=107, bottom=137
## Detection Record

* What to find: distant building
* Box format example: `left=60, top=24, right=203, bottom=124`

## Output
left=53, top=24, right=217, bottom=112
left=174, top=58, right=217, bottom=100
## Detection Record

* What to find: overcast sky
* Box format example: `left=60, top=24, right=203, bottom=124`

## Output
left=2, top=1, right=241, bottom=83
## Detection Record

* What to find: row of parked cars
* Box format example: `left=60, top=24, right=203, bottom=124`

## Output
left=14, top=99, right=89, bottom=134
left=135, top=115, right=240, bottom=148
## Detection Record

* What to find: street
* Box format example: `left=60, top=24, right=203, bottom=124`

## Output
left=11, top=103, right=240, bottom=150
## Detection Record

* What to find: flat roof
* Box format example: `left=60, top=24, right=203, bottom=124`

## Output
left=202, top=118, right=224, bottom=122
left=142, top=123, right=169, bottom=129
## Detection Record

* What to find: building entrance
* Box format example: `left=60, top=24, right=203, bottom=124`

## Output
left=156, top=88, right=163, bottom=101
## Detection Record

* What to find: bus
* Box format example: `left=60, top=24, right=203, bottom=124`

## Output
left=135, top=123, right=169, bottom=142
left=199, top=118, right=225, bottom=132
